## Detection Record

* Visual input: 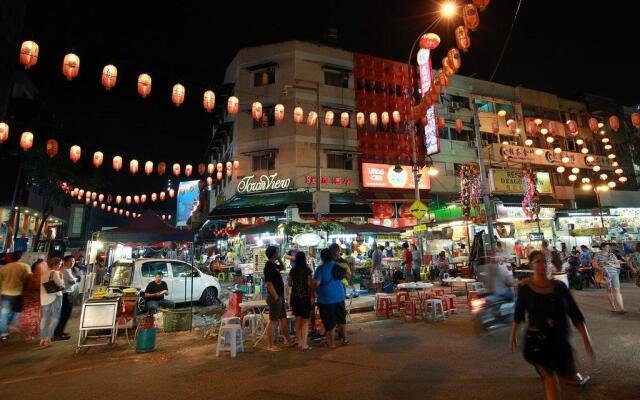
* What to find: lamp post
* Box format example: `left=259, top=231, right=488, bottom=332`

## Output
left=581, top=183, right=608, bottom=241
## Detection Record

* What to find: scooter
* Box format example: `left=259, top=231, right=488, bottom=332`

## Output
left=470, top=293, right=515, bottom=334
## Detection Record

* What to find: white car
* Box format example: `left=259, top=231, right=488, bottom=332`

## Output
left=109, top=258, right=221, bottom=306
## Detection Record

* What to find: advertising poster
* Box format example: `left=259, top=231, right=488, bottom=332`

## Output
left=176, top=180, right=200, bottom=227
left=361, top=163, right=431, bottom=190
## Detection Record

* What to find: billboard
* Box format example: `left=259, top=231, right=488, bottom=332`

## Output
left=361, top=163, right=430, bottom=190
left=489, top=169, right=553, bottom=194
left=176, top=180, right=200, bottom=227
left=417, top=48, right=439, bottom=155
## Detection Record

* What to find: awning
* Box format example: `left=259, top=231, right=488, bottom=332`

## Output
left=341, top=222, right=405, bottom=234
left=360, top=191, right=430, bottom=203
left=237, top=220, right=279, bottom=236
left=493, top=195, right=563, bottom=208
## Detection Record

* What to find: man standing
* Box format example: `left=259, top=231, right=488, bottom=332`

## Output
left=328, top=243, right=350, bottom=344
left=144, top=272, right=175, bottom=313
left=284, top=244, right=299, bottom=269
left=263, top=246, right=292, bottom=351
left=371, top=245, right=383, bottom=274
left=0, top=252, right=31, bottom=341
left=53, top=256, right=77, bottom=341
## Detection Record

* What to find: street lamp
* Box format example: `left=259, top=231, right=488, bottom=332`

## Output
left=441, top=1, right=457, bottom=18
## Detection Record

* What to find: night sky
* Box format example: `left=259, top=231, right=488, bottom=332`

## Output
left=8, top=0, right=640, bottom=198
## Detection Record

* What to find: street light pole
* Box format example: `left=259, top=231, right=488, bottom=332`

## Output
left=594, top=188, right=605, bottom=241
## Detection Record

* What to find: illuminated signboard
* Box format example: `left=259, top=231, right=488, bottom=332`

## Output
left=417, top=48, right=439, bottom=155
left=176, top=180, right=200, bottom=227
left=361, top=163, right=430, bottom=190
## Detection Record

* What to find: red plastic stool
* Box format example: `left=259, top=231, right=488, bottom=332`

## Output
left=403, top=300, right=420, bottom=322
left=396, top=291, right=410, bottom=308
left=467, top=291, right=482, bottom=307
left=442, top=294, right=457, bottom=313
left=377, top=296, right=394, bottom=318
left=433, top=289, right=445, bottom=297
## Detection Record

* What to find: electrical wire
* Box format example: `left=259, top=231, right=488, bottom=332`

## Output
left=489, top=0, right=525, bottom=82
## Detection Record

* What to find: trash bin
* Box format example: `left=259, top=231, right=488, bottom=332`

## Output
left=136, top=315, right=156, bottom=353
left=162, top=308, right=192, bottom=332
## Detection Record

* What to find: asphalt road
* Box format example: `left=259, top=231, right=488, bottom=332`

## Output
left=1, top=283, right=639, bottom=400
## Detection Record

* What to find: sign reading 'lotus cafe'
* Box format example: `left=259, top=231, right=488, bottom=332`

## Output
left=237, top=173, right=291, bottom=194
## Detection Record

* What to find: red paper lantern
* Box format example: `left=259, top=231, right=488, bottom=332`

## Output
left=438, top=69, right=449, bottom=86
left=340, top=112, right=350, bottom=127
left=203, top=90, right=215, bottom=112
left=19, top=131, right=33, bottom=151
left=169, top=189, right=175, bottom=198
left=78, top=189, right=84, bottom=197
left=101, top=64, right=117, bottom=90
left=372, top=203, right=394, bottom=219
left=307, top=111, right=317, bottom=127
left=113, top=156, right=123, bottom=171
left=233, top=160, right=239, bottom=170
left=399, top=203, right=413, bottom=218
left=129, top=159, right=139, bottom=174
left=19, top=41, right=39, bottom=69
left=419, top=33, right=441, bottom=50
left=216, top=162, right=223, bottom=172
left=491, top=120, right=499, bottom=134
left=119, top=209, right=123, bottom=215
left=98, top=194, right=104, bottom=202
left=226, top=161, right=232, bottom=172
left=107, top=206, right=112, bottom=212
left=274, top=104, right=285, bottom=122
left=455, top=26, right=471, bottom=52
left=144, top=161, right=153, bottom=175
left=609, top=115, right=620, bottom=131
left=69, top=145, right=81, bottom=162
left=463, top=4, right=480, bottom=31
left=126, top=211, right=130, bottom=217
left=206, top=177, right=213, bottom=186
left=207, top=163, right=214, bottom=175
left=198, top=163, right=206, bottom=176
left=160, top=191, right=166, bottom=201
left=62, top=53, right=80, bottom=80
left=324, top=110, right=334, bottom=126
left=566, top=120, right=578, bottom=135
left=455, top=119, right=463, bottom=133
left=632, top=112, right=640, bottom=128
left=507, top=120, right=517, bottom=134
left=151, top=193, right=157, bottom=202
left=381, top=112, right=390, bottom=127
left=0, top=122, right=8, bottom=143
left=141, top=194, right=147, bottom=203
left=162, top=215, right=166, bottom=220
left=46, top=139, right=58, bottom=158
left=118, top=195, right=123, bottom=205
left=173, top=163, right=181, bottom=176
left=447, top=48, right=462, bottom=70
left=89, top=151, right=103, bottom=168
left=473, top=0, right=490, bottom=10
left=167, top=215, right=172, bottom=221
left=356, top=112, right=365, bottom=128
left=369, top=112, right=378, bottom=127
left=548, top=121, right=558, bottom=135
left=252, top=101, right=263, bottom=121
left=227, top=96, right=239, bottom=116
left=158, top=162, right=166, bottom=176
left=107, top=195, right=113, bottom=204
left=588, top=117, right=599, bottom=132
left=392, top=111, right=401, bottom=125
left=216, top=171, right=223, bottom=180
left=134, top=195, right=140, bottom=204
left=101, top=204, right=105, bottom=210
left=293, top=107, right=304, bottom=123
left=86, top=198, right=91, bottom=205
left=185, top=164, right=193, bottom=177
left=137, top=73, right=152, bottom=98
left=526, top=120, right=537, bottom=134
left=172, top=84, right=185, bottom=106
left=91, top=192, right=97, bottom=201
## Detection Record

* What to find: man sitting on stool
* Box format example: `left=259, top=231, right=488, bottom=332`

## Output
left=145, top=272, right=175, bottom=313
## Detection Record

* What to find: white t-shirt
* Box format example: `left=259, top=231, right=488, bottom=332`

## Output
left=40, top=270, right=63, bottom=306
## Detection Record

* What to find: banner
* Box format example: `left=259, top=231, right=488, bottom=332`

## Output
left=361, top=163, right=431, bottom=190
left=417, top=48, right=439, bottom=155
left=176, top=180, right=200, bottom=227
left=489, top=169, right=553, bottom=194
left=490, top=144, right=615, bottom=170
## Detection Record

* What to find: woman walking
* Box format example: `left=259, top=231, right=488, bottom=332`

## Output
left=288, top=252, right=312, bottom=350
left=593, top=242, right=624, bottom=313
left=39, top=258, right=64, bottom=347
left=18, top=260, right=45, bottom=340
left=511, top=251, right=593, bottom=400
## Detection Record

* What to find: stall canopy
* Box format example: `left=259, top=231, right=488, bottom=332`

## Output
left=341, top=222, right=405, bottom=234
left=494, top=195, right=563, bottom=208
left=98, top=211, right=194, bottom=243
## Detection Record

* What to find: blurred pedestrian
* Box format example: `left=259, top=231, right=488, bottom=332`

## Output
left=40, top=258, right=64, bottom=347
left=401, top=242, right=413, bottom=282
left=0, top=251, right=31, bottom=341
left=593, top=242, right=624, bottom=313
left=288, top=251, right=312, bottom=351
left=18, top=260, right=45, bottom=340
left=411, top=244, right=422, bottom=281
left=54, top=256, right=77, bottom=341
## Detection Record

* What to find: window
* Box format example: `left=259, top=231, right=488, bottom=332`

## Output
left=522, top=105, right=538, bottom=118
left=482, top=132, right=499, bottom=144
left=566, top=139, right=576, bottom=152
left=170, top=262, right=199, bottom=278
left=569, top=113, right=579, bottom=124
left=253, top=68, right=276, bottom=87
left=449, top=94, right=470, bottom=109
left=474, top=99, right=495, bottom=113
left=552, top=172, right=569, bottom=186
left=324, top=70, right=350, bottom=88
left=579, top=114, right=589, bottom=127
left=452, top=128, right=474, bottom=142
left=141, top=262, right=168, bottom=278
left=542, top=109, right=561, bottom=121
left=253, top=105, right=275, bottom=129
left=496, top=104, right=514, bottom=117
left=252, top=155, right=275, bottom=171
left=439, top=127, right=450, bottom=140
left=327, top=153, right=353, bottom=170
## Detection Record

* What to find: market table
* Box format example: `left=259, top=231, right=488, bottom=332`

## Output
left=397, top=282, right=434, bottom=302
left=239, top=299, right=268, bottom=315
left=441, top=277, right=478, bottom=301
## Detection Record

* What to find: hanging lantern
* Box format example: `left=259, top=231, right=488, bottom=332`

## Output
left=356, top=112, right=365, bottom=127
left=568, top=174, right=577, bottom=182
left=293, top=107, right=304, bottom=123
left=609, top=115, right=620, bottom=131
left=369, top=112, right=378, bottom=127
left=556, top=166, right=565, bottom=173
left=307, top=111, right=318, bottom=127
left=151, top=193, right=157, bottom=202
left=217, top=162, right=223, bottom=172
left=107, top=195, right=112, bottom=204
left=526, top=120, right=537, bottom=134
left=438, top=69, right=450, bottom=87
left=0, top=122, right=8, bottom=143
left=586, top=155, right=595, bottom=162
left=566, top=120, right=578, bottom=135
left=129, top=159, right=139, bottom=174
left=101, top=64, right=117, bottom=90
left=507, top=120, right=516, bottom=134
left=67, top=145, right=80, bottom=162
left=463, top=4, right=480, bottom=30
left=143, top=161, right=153, bottom=175
left=340, top=112, right=350, bottom=127
left=206, top=177, right=213, bottom=186
left=141, top=194, right=147, bottom=203
left=579, top=147, right=588, bottom=154
left=203, top=90, right=215, bottom=112
left=588, top=117, right=599, bottom=132
left=599, top=173, right=608, bottom=181
left=98, top=194, right=104, bottom=202
left=614, top=168, right=623, bottom=175
left=226, top=161, right=232, bottom=177
left=85, top=198, right=91, bottom=205
left=608, top=153, right=616, bottom=159
left=162, top=215, right=166, bottom=221
left=91, top=192, right=97, bottom=201
left=447, top=48, right=462, bottom=70
left=62, top=53, right=80, bottom=80
left=101, top=204, right=105, bottom=210
left=173, top=163, right=181, bottom=176
left=19, top=131, right=34, bottom=151
left=604, top=144, right=612, bottom=151
left=137, top=73, right=152, bottom=98
left=251, top=101, right=263, bottom=121
left=113, top=156, right=123, bottom=171
left=525, top=139, right=533, bottom=146
left=491, top=120, right=499, bottom=134
left=442, top=57, right=455, bottom=77
left=118, top=195, right=124, bottom=205
left=390, top=111, right=400, bottom=125
left=125, top=211, right=130, bottom=217
left=233, top=160, right=239, bottom=170
left=562, top=156, right=570, bottom=163
left=608, top=181, right=616, bottom=188
left=197, top=163, right=206, bottom=176
left=167, top=215, right=172, bottom=221
left=78, top=189, right=85, bottom=198
left=85, top=191, right=92, bottom=200
left=372, top=203, right=395, bottom=219
left=473, top=0, right=491, bottom=10
left=455, top=26, right=471, bottom=52
left=593, top=165, right=601, bottom=172
left=158, top=162, right=166, bottom=176
left=576, top=138, right=584, bottom=145
left=107, top=206, right=112, bottom=212
left=547, top=121, right=558, bottom=135
left=455, top=118, right=463, bottom=133
left=571, top=167, right=580, bottom=174
left=227, top=96, right=239, bottom=116
left=207, top=163, right=214, bottom=175
left=160, top=191, right=166, bottom=201
left=172, top=84, right=185, bottom=107
left=619, top=176, right=628, bottom=183
left=419, top=33, right=441, bottom=50
left=274, top=104, right=285, bottom=122
left=216, top=171, right=223, bottom=180
left=185, top=164, right=193, bottom=177
left=379, top=111, right=389, bottom=127
left=324, top=110, right=335, bottom=126
left=19, top=41, right=39, bottom=69
left=46, top=139, right=58, bottom=158
left=134, top=195, right=140, bottom=204
left=119, top=209, right=123, bottom=215
left=631, top=112, right=640, bottom=128
left=553, top=147, right=562, bottom=154
left=89, top=151, right=103, bottom=168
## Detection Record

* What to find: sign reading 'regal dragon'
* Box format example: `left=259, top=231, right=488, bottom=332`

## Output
left=237, top=173, right=291, bottom=194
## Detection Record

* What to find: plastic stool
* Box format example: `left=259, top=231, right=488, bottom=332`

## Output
left=403, top=300, right=421, bottom=322
left=433, top=288, right=445, bottom=297
left=216, top=324, right=244, bottom=358
left=442, top=294, right=457, bottom=314
left=242, top=313, right=263, bottom=343
left=424, top=299, right=445, bottom=322
left=375, top=293, right=390, bottom=312
left=221, top=316, right=241, bottom=326
left=377, top=296, right=394, bottom=318
left=396, top=291, right=410, bottom=308
left=467, top=291, right=482, bottom=307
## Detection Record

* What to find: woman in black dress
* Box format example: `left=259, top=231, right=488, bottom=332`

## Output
left=510, top=250, right=594, bottom=400
left=288, top=251, right=312, bottom=350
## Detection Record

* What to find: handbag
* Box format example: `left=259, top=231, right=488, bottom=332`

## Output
left=43, top=271, right=64, bottom=294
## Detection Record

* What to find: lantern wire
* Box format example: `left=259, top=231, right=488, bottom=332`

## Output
left=489, top=0, right=524, bottom=82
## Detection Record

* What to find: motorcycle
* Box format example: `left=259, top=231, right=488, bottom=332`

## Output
left=470, top=293, right=515, bottom=334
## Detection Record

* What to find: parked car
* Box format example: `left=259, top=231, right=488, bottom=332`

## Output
left=109, top=258, right=221, bottom=306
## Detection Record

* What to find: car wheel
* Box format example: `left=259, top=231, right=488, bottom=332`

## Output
left=199, top=286, right=218, bottom=306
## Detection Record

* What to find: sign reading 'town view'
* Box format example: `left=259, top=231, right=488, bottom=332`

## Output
left=361, top=163, right=431, bottom=190
left=237, top=173, right=291, bottom=194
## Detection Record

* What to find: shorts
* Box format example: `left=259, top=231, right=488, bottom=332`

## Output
left=267, top=296, right=287, bottom=321
left=606, top=269, right=620, bottom=289
left=317, top=301, right=347, bottom=332
left=290, top=296, right=311, bottom=319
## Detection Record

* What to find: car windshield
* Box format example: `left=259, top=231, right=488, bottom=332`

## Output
left=110, top=261, right=134, bottom=287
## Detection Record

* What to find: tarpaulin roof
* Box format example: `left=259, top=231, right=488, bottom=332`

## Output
left=97, top=211, right=194, bottom=243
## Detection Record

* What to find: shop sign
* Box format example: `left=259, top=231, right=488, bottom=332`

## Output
left=368, top=217, right=416, bottom=228
left=489, top=169, right=553, bottom=194
left=491, top=144, right=615, bottom=170
left=529, top=232, right=545, bottom=241
left=413, top=224, right=427, bottom=232
left=496, top=204, right=555, bottom=220
left=237, top=173, right=291, bottom=194
left=305, top=175, right=352, bottom=186
left=410, top=200, right=428, bottom=219
left=293, top=233, right=321, bottom=247
left=361, top=163, right=430, bottom=190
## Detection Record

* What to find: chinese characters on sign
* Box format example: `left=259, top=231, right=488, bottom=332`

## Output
left=304, top=176, right=352, bottom=186
left=492, top=144, right=615, bottom=170
left=361, top=163, right=431, bottom=190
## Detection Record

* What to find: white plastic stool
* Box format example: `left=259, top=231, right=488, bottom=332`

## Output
left=221, top=316, right=241, bottom=326
left=469, top=282, right=483, bottom=291
left=424, top=299, right=445, bottom=322
left=216, top=324, right=244, bottom=358
left=242, top=313, right=263, bottom=343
